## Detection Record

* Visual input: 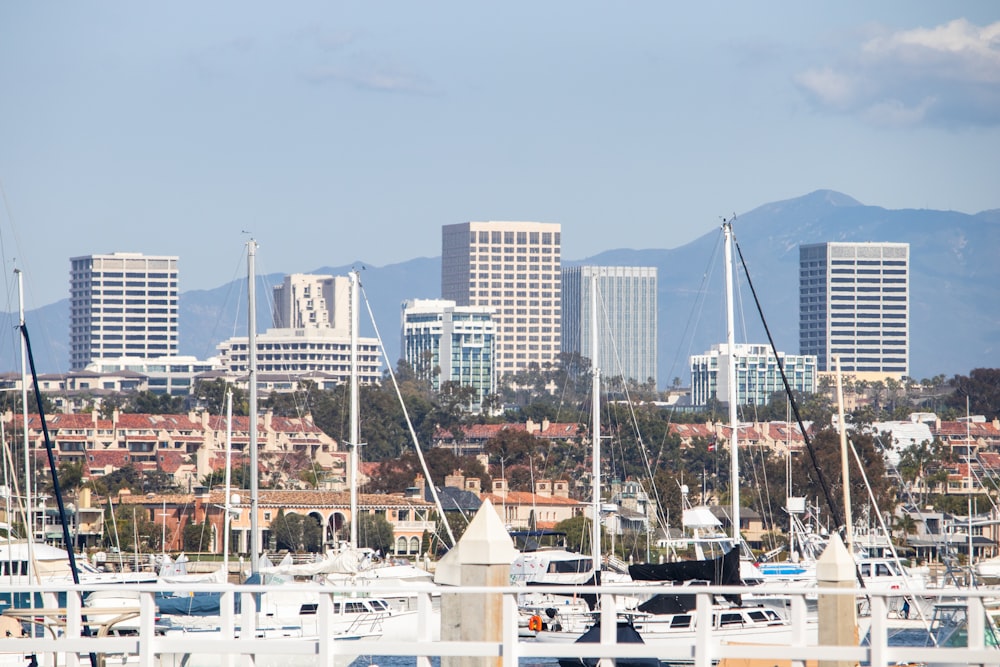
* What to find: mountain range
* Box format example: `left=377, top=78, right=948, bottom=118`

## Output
left=7, top=190, right=999, bottom=387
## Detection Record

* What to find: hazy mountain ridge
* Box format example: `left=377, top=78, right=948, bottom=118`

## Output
left=4, top=191, right=997, bottom=386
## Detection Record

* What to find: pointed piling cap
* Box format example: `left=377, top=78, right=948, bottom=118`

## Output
left=434, top=498, right=517, bottom=585
left=816, top=532, right=855, bottom=583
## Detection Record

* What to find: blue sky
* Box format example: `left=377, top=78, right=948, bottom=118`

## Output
left=1, top=2, right=998, bottom=309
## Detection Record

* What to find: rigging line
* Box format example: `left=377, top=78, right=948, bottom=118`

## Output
left=732, top=235, right=846, bottom=538
left=596, top=277, right=660, bottom=506
left=653, top=231, right=725, bottom=472
left=847, top=436, right=937, bottom=637
left=357, top=280, right=456, bottom=548
left=969, top=455, right=1000, bottom=512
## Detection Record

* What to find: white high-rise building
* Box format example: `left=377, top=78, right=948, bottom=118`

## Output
left=561, top=266, right=657, bottom=386
left=690, top=343, right=817, bottom=407
left=799, top=242, right=909, bottom=377
left=441, top=221, right=561, bottom=377
left=218, top=272, right=381, bottom=384
left=401, top=299, right=496, bottom=410
left=69, top=252, right=179, bottom=370
left=272, top=274, right=350, bottom=330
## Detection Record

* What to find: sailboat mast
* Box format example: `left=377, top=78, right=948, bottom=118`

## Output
left=349, top=270, right=360, bottom=550
left=834, top=355, right=853, bottom=554
left=590, top=272, right=601, bottom=572
left=722, top=222, right=740, bottom=546
left=248, top=239, right=260, bottom=574
left=223, top=389, right=233, bottom=575
left=16, top=269, right=32, bottom=546
left=967, top=396, right=973, bottom=568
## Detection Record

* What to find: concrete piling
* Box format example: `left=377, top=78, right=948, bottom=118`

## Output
left=817, top=533, right=858, bottom=667
left=435, top=498, right=518, bottom=667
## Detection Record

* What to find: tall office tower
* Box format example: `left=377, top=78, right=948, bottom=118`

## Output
left=799, top=242, right=909, bottom=376
left=561, top=266, right=658, bottom=385
left=272, top=274, right=350, bottom=330
left=690, top=343, right=816, bottom=406
left=69, top=252, right=179, bottom=370
left=441, top=221, right=561, bottom=376
left=401, top=299, right=496, bottom=410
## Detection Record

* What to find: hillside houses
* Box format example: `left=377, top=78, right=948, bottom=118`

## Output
left=5, top=410, right=343, bottom=491
left=433, top=419, right=583, bottom=456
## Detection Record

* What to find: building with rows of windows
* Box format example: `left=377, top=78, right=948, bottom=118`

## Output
left=690, top=343, right=817, bottom=407
left=401, top=299, right=496, bottom=411
left=69, top=253, right=179, bottom=370
left=216, top=272, right=381, bottom=384
left=561, top=265, right=657, bottom=385
left=799, top=241, right=909, bottom=378
left=441, top=221, right=561, bottom=377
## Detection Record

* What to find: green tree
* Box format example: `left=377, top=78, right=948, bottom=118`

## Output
left=102, top=465, right=143, bottom=495
left=201, top=462, right=253, bottom=490
left=270, top=510, right=304, bottom=551
left=125, top=391, right=185, bottom=414
left=106, top=503, right=159, bottom=552
left=553, top=515, right=593, bottom=555
left=791, top=426, right=893, bottom=529
left=183, top=522, right=211, bottom=551
left=357, top=512, right=395, bottom=555
left=946, top=369, right=1000, bottom=419
left=38, top=460, right=84, bottom=496
left=193, top=379, right=248, bottom=416
left=484, top=429, right=537, bottom=468
left=302, top=514, right=323, bottom=552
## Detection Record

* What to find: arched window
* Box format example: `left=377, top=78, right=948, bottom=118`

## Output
left=396, top=536, right=407, bottom=555
left=409, top=536, right=420, bottom=554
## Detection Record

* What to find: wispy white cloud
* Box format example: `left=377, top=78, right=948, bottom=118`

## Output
left=307, top=62, right=437, bottom=95
left=795, top=18, right=1000, bottom=128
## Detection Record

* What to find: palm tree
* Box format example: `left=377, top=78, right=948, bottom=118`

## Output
left=892, top=513, right=918, bottom=546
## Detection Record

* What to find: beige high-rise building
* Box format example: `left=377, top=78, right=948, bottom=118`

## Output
left=272, top=274, right=350, bottom=331
left=441, top=221, right=561, bottom=376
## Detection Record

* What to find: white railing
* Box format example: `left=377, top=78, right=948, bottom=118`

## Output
left=1, top=581, right=998, bottom=667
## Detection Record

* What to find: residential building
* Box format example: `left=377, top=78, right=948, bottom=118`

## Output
left=441, top=221, right=561, bottom=377
left=84, top=355, right=219, bottom=395
left=480, top=478, right=583, bottom=530
left=799, top=241, right=909, bottom=377
left=69, top=252, right=179, bottom=370
left=561, top=265, right=657, bottom=385
left=216, top=272, right=381, bottom=385
left=401, top=299, right=496, bottom=410
left=5, top=409, right=341, bottom=492
left=114, top=488, right=436, bottom=557
left=690, top=343, right=817, bottom=407
left=215, top=328, right=381, bottom=384
left=272, top=274, right=350, bottom=330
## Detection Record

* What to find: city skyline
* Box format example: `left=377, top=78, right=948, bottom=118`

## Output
left=1, top=4, right=997, bottom=311
left=0, top=187, right=994, bottom=383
